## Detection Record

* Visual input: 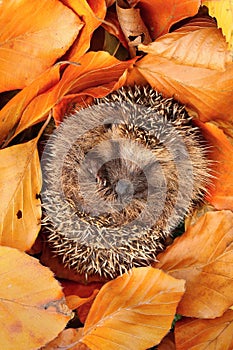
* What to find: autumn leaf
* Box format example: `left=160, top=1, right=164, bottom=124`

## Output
left=0, top=138, right=41, bottom=251
left=0, top=0, right=82, bottom=92
left=62, top=0, right=107, bottom=60
left=0, top=65, right=61, bottom=147
left=0, top=246, right=72, bottom=350
left=134, top=0, right=201, bottom=39
left=175, top=310, right=233, bottom=350
left=203, top=0, right=233, bottom=51
left=158, top=332, right=176, bottom=350
left=196, top=121, right=233, bottom=210
left=79, top=267, right=185, bottom=350
left=155, top=211, right=233, bottom=319
left=136, top=16, right=233, bottom=123
left=138, top=17, right=232, bottom=70
left=42, top=328, right=88, bottom=350
left=0, top=51, right=136, bottom=146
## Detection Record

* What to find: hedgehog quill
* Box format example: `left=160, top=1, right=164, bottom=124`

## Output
left=41, top=86, right=211, bottom=279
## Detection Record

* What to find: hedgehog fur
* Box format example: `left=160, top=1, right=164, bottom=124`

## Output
left=41, top=86, right=211, bottom=279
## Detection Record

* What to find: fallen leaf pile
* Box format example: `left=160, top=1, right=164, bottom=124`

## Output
left=0, top=0, right=233, bottom=349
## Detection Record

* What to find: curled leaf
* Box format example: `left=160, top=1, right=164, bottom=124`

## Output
left=0, top=0, right=82, bottom=92
left=0, top=138, right=41, bottom=251
left=156, top=210, right=233, bottom=319
left=80, top=267, right=185, bottom=350
left=0, top=246, right=72, bottom=350
left=175, top=310, right=233, bottom=350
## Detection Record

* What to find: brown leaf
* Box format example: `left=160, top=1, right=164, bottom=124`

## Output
left=0, top=138, right=41, bottom=251
left=0, top=0, right=82, bottom=92
left=136, top=21, right=233, bottom=122
left=134, top=0, right=200, bottom=39
left=158, top=332, right=175, bottom=350
left=175, top=310, right=233, bottom=350
left=80, top=267, right=185, bottom=350
left=155, top=210, right=233, bottom=318
left=0, top=246, right=72, bottom=350
left=116, top=0, right=151, bottom=56
left=139, top=17, right=231, bottom=70
left=197, top=121, right=233, bottom=210
left=41, top=328, right=86, bottom=350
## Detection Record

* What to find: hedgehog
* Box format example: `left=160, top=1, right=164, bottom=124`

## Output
left=41, top=85, right=211, bottom=280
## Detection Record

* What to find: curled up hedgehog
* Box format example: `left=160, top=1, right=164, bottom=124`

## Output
left=41, top=85, right=211, bottom=280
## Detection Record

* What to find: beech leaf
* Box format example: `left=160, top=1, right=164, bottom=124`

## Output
left=136, top=18, right=233, bottom=122
left=0, top=246, right=72, bottom=350
left=135, top=0, right=200, bottom=39
left=80, top=267, right=185, bottom=350
left=0, top=0, right=82, bottom=92
left=196, top=121, right=233, bottom=210
left=139, top=17, right=231, bottom=70
left=175, top=310, right=233, bottom=350
left=155, top=211, right=233, bottom=318
left=0, top=138, right=41, bottom=251
left=203, top=0, right=233, bottom=51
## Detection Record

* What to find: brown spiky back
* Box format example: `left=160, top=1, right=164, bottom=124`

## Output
left=42, top=86, right=211, bottom=279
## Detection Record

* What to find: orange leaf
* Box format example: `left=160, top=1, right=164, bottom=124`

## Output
left=136, top=21, right=233, bottom=123
left=61, top=0, right=107, bottom=60
left=196, top=121, right=233, bottom=210
left=42, top=329, right=89, bottom=350
left=0, top=0, right=82, bottom=92
left=175, top=310, right=233, bottom=350
left=0, top=138, right=41, bottom=251
left=0, top=52, right=135, bottom=146
left=0, top=246, right=72, bottom=350
left=66, top=290, right=99, bottom=323
left=79, top=267, right=185, bottom=350
left=136, top=0, right=201, bottom=39
left=0, top=65, right=61, bottom=147
left=139, top=17, right=231, bottom=70
left=155, top=210, right=233, bottom=319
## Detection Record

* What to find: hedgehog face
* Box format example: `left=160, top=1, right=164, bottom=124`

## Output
left=41, top=86, right=211, bottom=279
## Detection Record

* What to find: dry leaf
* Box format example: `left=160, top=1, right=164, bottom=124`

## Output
left=102, top=10, right=129, bottom=48
left=0, top=0, right=82, bottom=92
left=203, top=0, right=233, bottom=51
left=0, top=52, right=135, bottom=146
left=62, top=0, right=107, bottom=60
left=197, top=121, right=233, bottom=210
left=155, top=210, right=233, bottom=319
left=134, top=0, right=201, bottom=39
left=139, top=17, right=231, bottom=70
left=158, top=332, right=176, bottom=350
left=0, top=65, right=61, bottom=147
left=42, top=329, right=89, bottom=350
left=0, top=246, right=72, bottom=350
left=0, top=138, right=41, bottom=251
left=175, top=310, right=233, bottom=350
left=79, top=267, right=185, bottom=350
left=116, top=0, right=151, bottom=55
left=136, top=51, right=233, bottom=123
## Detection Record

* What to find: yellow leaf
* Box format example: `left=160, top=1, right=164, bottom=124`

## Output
left=0, top=246, right=72, bottom=350
left=80, top=267, right=185, bottom=350
left=0, top=0, right=82, bottom=92
left=203, top=0, right=233, bottom=51
left=155, top=211, right=233, bottom=318
left=175, top=309, right=233, bottom=350
left=0, top=138, right=41, bottom=251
